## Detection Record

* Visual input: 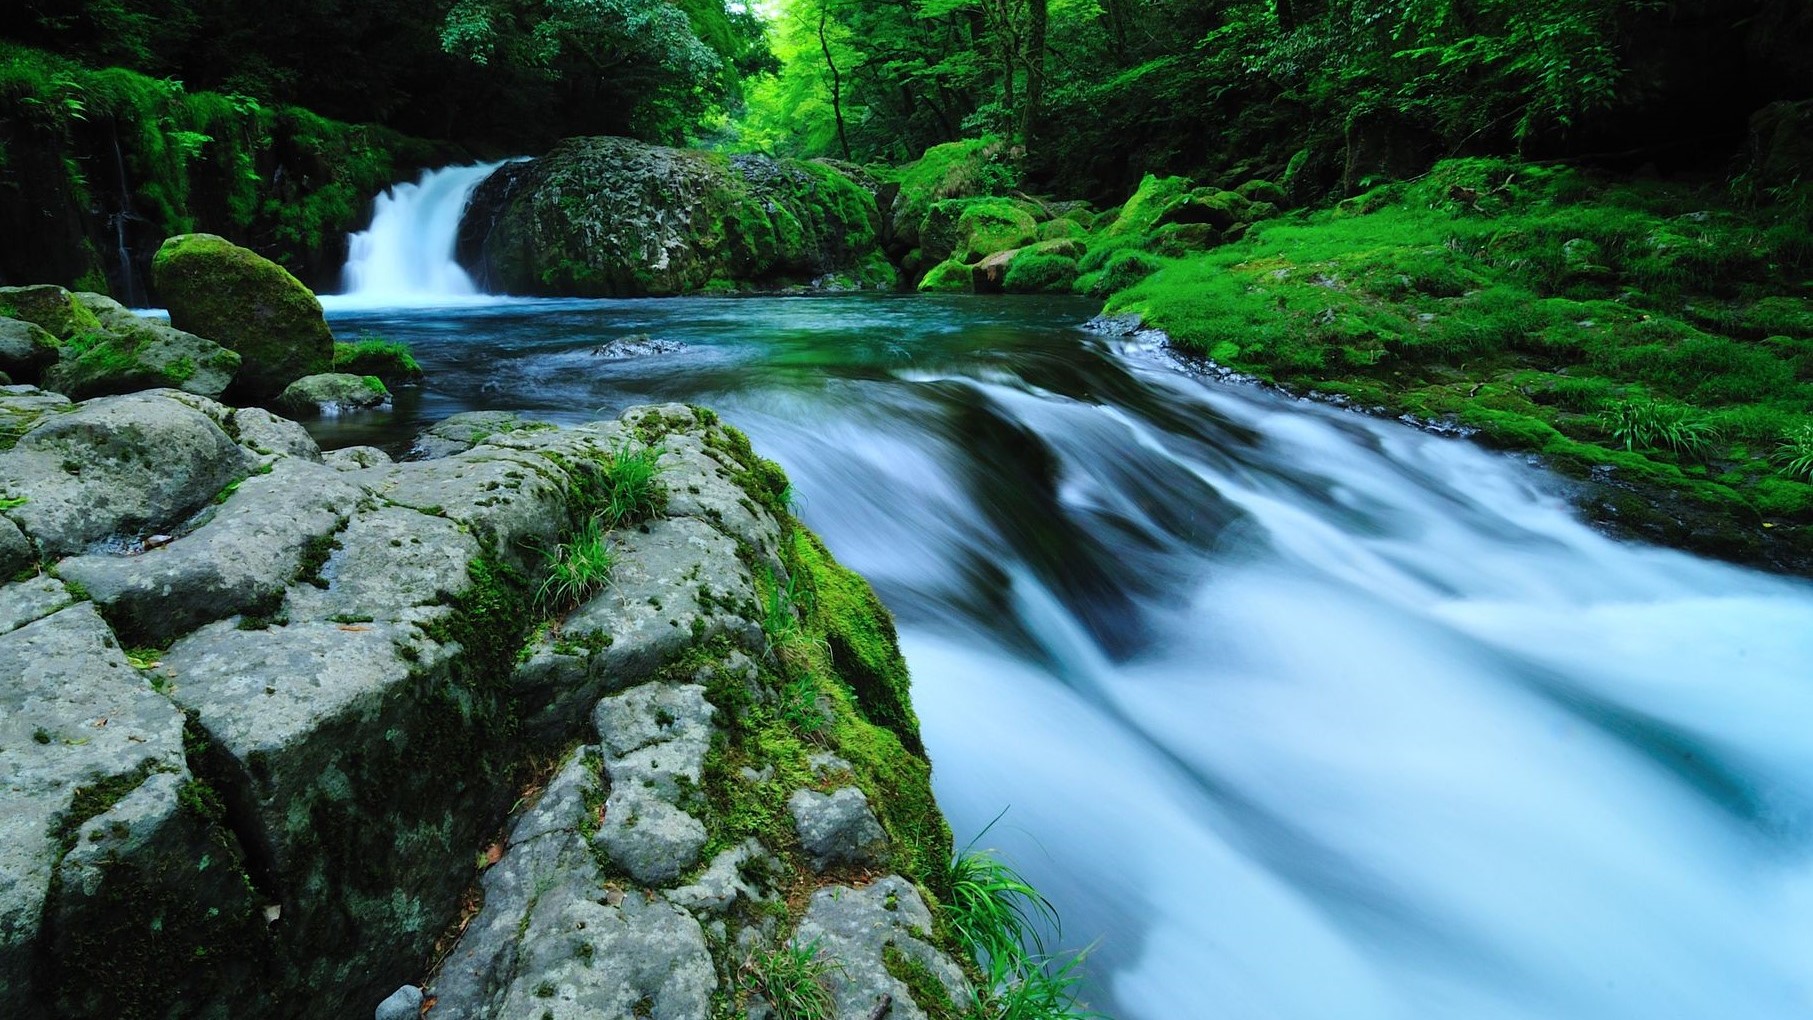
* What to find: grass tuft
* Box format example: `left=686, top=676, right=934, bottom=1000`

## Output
left=739, top=938, right=838, bottom=1020
left=536, top=518, right=614, bottom=612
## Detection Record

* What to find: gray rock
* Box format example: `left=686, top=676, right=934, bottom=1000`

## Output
left=0, top=318, right=58, bottom=384
left=0, top=391, right=251, bottom=557
left=593, top=785, right=709, bottom=886
left=431, top=747, right=716, bottom=1019
left=374, top=984, right=423, bottom=1020
left=0, top=603, right=188, bottom=1012
left=0, top=516, right=32, bottom=581
left=233, top=406, right=322, bottom=462
left=323, top=445, right=392, bottom=470
left=0, top=285, right=91, bottom=339
left=0, top=575, right=71, bottom=635
left=793, top=877, right=970, bottom=1020
left=366, top=442, right=578, bottom=573
left=788, top=787, right=887, bottom=873
left=667, top=840, right=778, bottom=916
left=274, top=372, right=390, bottom=415
left=57, top=459, right=364, bottom=643
left=408, top=410, right=551, bottom=460
left=43, top=303, right=240, bottom=401
left=593, top=334, right=687, bottom=359
left=281, top=505, right=481, bottom=626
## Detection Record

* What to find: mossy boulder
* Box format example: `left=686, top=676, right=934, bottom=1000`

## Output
left=882, top=136, right=1014, bottom=256
left=331, top=339, right=423, bottom=385
left=1103, top=174, right=1193, bottom=237
left=0, top=285, right=100, bottom=341
left=151, top=233, right=334, bottom=400
left=1004, top=251, right=1081, bottom=294
left=274, top=372, right=390, bottom=415
left=916, top=259, right=973, bottom=293
left=40, top=293, right=239, bottom=401
left=0, top=318, right=59, bottom=383
left=462, top=137, right=886, bottom=297
left=1236, top=179, right=1289, bottom=206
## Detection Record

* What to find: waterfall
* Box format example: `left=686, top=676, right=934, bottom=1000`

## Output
left=331, top=161, right=509, bottom=307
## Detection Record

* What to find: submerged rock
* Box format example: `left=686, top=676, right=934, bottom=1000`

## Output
left=152, top=233, right=334, bottom=400
left=460, top=136, right=891, bottom=297
left=592, top=333, right=687, bottom=359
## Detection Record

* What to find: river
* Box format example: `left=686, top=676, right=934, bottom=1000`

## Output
left=308, top=289, right=1813, bottom=1020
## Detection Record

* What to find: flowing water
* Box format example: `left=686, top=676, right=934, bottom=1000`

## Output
left=333, top=161, right=512, bottom=306
left=310, top=292, right=1813, bottom=1020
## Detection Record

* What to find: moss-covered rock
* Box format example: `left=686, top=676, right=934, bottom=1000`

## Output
left=916, top=259, right=973, bottom=293
left=331, top=338, right=422, bottom=385
left=0, top=285, right=100, bottom=341
left=0, top=318, right=59, bottom=384
left=1004, top=252, right=1082, bottom=294
left=881, top=136, right=1016, bottom=257
left=274, top=372, right=390, bottom=415
left=39, top=293, right=240, bottom=401
left=151, top=234, right=334, bottom=400
left=463, top=137, right=888, bottom=297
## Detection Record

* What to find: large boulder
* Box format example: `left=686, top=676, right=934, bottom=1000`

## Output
left=151, top=234, right=334, bottom=400
left=459, top=137, right=889, bottom=297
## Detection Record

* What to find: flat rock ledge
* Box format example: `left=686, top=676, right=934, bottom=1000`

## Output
left=0, top=388, right=967, bottom=1020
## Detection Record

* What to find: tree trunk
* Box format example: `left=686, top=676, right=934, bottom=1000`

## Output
left=819, top=2, right=851, bottom=160
left=1021, top=0, right=1048, bottom=149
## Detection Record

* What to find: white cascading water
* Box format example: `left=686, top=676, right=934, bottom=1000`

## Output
left=331, top=161, right=509, bottom=307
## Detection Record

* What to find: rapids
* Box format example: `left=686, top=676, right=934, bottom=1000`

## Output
left=312, top=293, right=1813, bottom=1020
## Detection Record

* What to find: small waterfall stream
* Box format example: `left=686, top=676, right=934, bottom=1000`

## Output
left=332, top=161, right=509, bottom=307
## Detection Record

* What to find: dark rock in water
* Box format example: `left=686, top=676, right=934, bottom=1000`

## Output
left=592, top=333, right=686, bottom=359
left=458, top=136, right=895, bottom=297
left=152, top=234, right=334, bottom=400
left=274, top=372, right=391, bottom=416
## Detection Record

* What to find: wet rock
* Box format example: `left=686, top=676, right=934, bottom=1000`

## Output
left=152, top=233, right=334, bottom=400
left=593, top=333, right=687, bottom=359
left=274, top=372, right=391, bottom=416
left=788, top=787, right=887, bottom=873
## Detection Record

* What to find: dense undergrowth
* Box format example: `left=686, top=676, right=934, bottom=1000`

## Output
left=0, top=42, right=446, bottom=290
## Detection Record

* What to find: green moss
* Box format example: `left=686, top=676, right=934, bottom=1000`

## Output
left=883, top=945, right=964, bottom=1020
left=917, top=259, right=972, bottom=294
left=333, top=336, right=422, bottom=383
left=1003, top=252, right=1080, bottom=294
left=1102, top=174, right=1193, bottom=237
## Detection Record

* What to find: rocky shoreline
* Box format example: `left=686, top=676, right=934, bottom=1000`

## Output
left=0, top=235, right=984, bottom=1019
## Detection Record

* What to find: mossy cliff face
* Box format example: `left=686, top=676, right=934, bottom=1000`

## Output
left=460, top=136, right=897, bottom=297
left=0, top=389, right=962, bottom=1019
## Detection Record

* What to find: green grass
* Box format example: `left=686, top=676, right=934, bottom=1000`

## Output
left=536, top=518, right=614, bottom=612
left=1774, top=423, right=1813, bottom=482
left=739, top=938, right=837, bottom=1020
left=943, top=833, right=1100, bottom=1020
left=1598, top=398, right=1721, bottom=460
left=600, top=442, right=667, bottom=527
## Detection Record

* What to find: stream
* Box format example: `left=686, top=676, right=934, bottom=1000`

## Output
left=301, top=170, right=1813, bottom=1019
